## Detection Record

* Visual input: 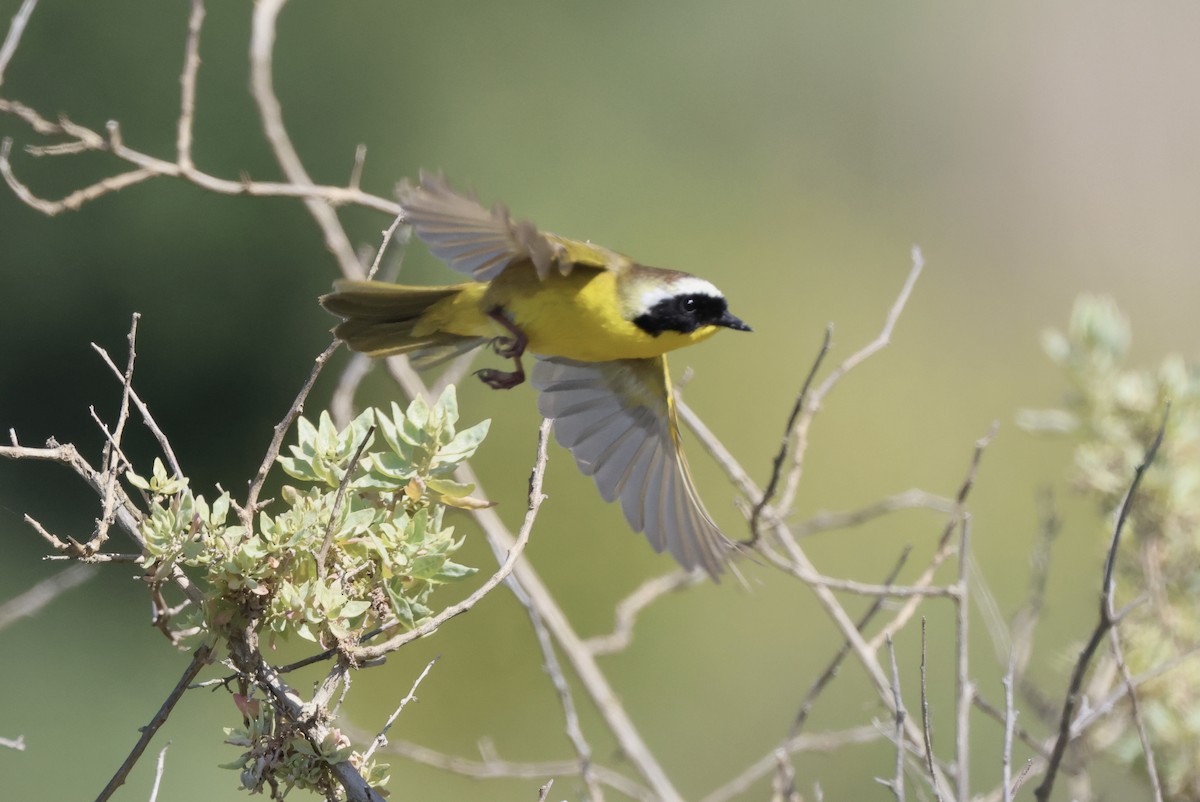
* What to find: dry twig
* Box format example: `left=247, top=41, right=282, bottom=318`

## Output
left=1033, top=408, right=1168, bottom=802
left=94, top=643, right=212, bottom=802
left=0, top=563, right=97, bottom=632
left=361, top=658, right=439, bottom=762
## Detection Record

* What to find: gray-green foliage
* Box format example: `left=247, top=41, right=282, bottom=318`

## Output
left=1023, top=295, right=1200, bottom=798
left=129, top=386, right=488, bottom=796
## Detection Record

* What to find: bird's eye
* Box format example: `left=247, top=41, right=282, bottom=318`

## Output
left=679, top=296, right=698, bottom=315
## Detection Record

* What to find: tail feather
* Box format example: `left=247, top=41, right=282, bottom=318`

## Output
left=320, top=281, right=484, bottom=360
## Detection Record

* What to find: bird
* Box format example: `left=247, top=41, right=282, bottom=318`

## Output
left=320, top=171, right=751, bottom=578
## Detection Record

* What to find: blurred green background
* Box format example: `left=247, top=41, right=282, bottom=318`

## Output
left=2, top=1, right=1197, bottom=799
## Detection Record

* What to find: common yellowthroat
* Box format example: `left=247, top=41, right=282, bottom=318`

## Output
left=321, top=172, right=750, bottom=578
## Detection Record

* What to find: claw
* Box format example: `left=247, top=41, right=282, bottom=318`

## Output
left=475, top=366, right=526, bottom=390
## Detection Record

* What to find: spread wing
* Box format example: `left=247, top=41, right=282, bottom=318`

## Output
left=398, top=171, right=625, bottom=281
left=531, top=355, right=733, bottom=579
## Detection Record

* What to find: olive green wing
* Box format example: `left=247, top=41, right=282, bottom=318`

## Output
left=530, top=355, right=732, bottom=579
left=398, top=171, right=625, bottom=281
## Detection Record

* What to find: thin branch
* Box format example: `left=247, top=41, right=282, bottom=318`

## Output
left=92, top=313, right=140, bottom=552
left=148, top=744, right=170, bottom=802
left=92, top=339, right=183, bottom=480
left=1001, top=651, right=1017, bottom=802
left=529, top=606, right=604, bottom=801
left=347, top=418, right=552, bottom=662
left=0, top=735, right=25, bottom=751
left=243, top=340, right=340, bottom=523
left=748, top=323, right=832, bottom=543
left=383, top=740, right=655, bottom=802
left=1107, top=620, right=1164, bottom=801
left=0, top=0, right=37, bottom=84
left=330, top=353, right=373, bottom=429
left=0, top=140, right=158, bottom=213
left=249, top=0, right=363, bottom=277
left=175, top=0, right=204, bottom=172
left=954, top=516, right=971, bottom=802
left=1009, top=488, right=1060, bottom=680
left=348, top=143, right=367, bottom=191
left=0, top=563, right=96, bottom=632
left=584, top=570, right=697, bottom=656
left=868, top=423, right=998, bottom=653
left=777, top=246, right=925, bottom=514
left=1033, top=408, right=1168, bottom=802
left=919, top=618, right=944, bottom=802
left=94, top=643, right=212, bottom=802
left=366, top=213, right=407, bottom=280
left=971, top=689, right=1048, bottom=759
left=697, top=726, right=884, bottom=802
left=536, top=779, right=554, bottom=802
left=1, top=438, right=205, bottom=605
left=790, top=490, right=957, bottom=538
left=881, top=635, right=907, bottom=802
left=361, top=658, right=439, bottom=762
left=789, top=547, right=912, bottom=738
left=315, top=426, right=375, bottom=576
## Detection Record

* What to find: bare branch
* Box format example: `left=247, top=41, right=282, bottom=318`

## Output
left=243, top=340, right=340, bottom=523
left=789, top=547, right=912, bottom=738
left=1033, top=407, right=1168, bottom=802
left=92, top=340, right=183, bottom=480
left=0, top=0, right=37, bottom=84
left=1107, top=622, right=1164, bottom=801
left=148, top=744, right=170, bottom=802
left=249, top=0, right=362, bottom=277
left=954, top=516, right=971, bottom=802
left=1001, top=653, right=1017, bottom=802
left=529, top=607, right=604, bottom=801
left=91, top=314, right=140, bottom=552
left=584, top=570, right=698, bottom=656
left=347, top=418, right=552, bottom=662
left=749, top=323, right=832, bottom=543
left=382, top=739, right=654, bottom=801
left=94, top=643, right=212, bottom=802
left=176, top=0, right=204, bottom=171
left=880, top=635, right=907, bottom=802
left=919, top=618, right=944, bottom=802
left=330, top=353, right=374, bottom=429
left=869, top=423, right=998, bottom=652
left=0, top=140, right=158, bottom=214
left=366, top=213, right=407, bottom=281
left=777, top=247, right=925, bottom=514
left=971, top=689, right=1049, bottom=759
left=0, top=735, right=25, bottom=751
left=316, top=425, right=376, bottom=575
left=790, top=489, right=957, bottom=538
left=698, top=726, right=883, bottom=802
left=361, top=658, right=439, bottom=762
left=0, top=563, right=96, bottom=632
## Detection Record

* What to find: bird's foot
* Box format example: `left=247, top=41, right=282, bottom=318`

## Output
left=474, top=366, right=526, bottom=390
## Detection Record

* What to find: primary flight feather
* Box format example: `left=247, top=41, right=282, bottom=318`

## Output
left=320, top=172, right=750, bottom=578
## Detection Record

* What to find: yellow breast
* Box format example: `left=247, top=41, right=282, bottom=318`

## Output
left=466, top=268, right=719, bottom=362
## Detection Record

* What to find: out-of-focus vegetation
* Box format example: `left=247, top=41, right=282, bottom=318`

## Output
left=1023, top=296, right=1200, bottom=797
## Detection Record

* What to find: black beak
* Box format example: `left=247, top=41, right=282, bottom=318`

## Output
left=716, top=310, right=752, bottom=332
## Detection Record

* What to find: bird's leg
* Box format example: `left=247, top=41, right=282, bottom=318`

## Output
left=485, top=306, right=527, bottom=358
left=475, top=307, right=528, bottom=390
